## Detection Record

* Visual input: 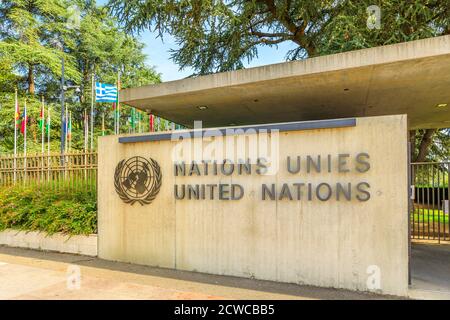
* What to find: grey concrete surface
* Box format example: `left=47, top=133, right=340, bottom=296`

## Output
left=120, top=35, right=450, bottom=129
left=1, top=242, right=448, bottom=299
left=409, top=241, right=450, bottom=299
left=0, top=246, right=399, bottom=300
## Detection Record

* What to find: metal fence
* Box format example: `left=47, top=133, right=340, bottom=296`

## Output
left=411, top=162, right=450, bottom=242
left=0, top=151, right=97, bottom=194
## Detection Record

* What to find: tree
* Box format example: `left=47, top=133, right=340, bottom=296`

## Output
left=0, top=0, right=161, bottom=153
left=67, top=1, right=161, bottom=135
left=411, top=129, right=450, bottom=163
left=108, top=0, right=450, bottom=160
left=0, top=56, right=18, bottom=92
left=0, top=0, right=81, bottom=94
left=108, top=0, right=449, bottom=74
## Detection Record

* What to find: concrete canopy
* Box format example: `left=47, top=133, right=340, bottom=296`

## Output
left=121, top=35, right=450, bottom=129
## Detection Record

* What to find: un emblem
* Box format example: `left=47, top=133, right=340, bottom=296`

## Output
left=114, top=156, right=162, bottom=205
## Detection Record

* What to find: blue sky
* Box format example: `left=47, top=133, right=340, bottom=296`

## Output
left=138, top=31, right=296, bottom=82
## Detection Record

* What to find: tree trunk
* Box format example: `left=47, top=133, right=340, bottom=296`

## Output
left=27, top=64, right=35, bottom=94
left=409, top=130, right=416, bottom=161
left=415, top=129, right=436, bottom=162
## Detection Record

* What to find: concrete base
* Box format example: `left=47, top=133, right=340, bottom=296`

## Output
left=0, top=229, right=97, bottom=257
left=409, top=242, right=450, bottom=300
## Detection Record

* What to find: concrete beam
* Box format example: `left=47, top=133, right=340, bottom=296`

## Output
left=121, top=35, right=450, bottom=129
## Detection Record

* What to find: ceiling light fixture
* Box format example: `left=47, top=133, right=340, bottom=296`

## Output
left=436, top=103, right=448, bottom=108
left=197, top=105, right=208, bottom=110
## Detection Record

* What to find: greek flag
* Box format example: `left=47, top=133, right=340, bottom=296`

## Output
left=95, top=82, right=117, bottom=102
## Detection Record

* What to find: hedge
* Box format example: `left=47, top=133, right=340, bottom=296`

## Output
left=0, top=184, right=97, bottom=235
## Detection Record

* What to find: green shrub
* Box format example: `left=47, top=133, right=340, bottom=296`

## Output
left=0, top=184, right=97, bottom=235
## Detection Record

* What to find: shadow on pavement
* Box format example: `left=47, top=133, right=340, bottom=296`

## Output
left=411, top=241, right=450, bottom=293
left=0, top=245, right=402, bottom=300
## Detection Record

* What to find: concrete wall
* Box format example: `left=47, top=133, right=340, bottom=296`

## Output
left=0, top=229, right=97, bottom=256
left=98, top=115, right=409, bottom=296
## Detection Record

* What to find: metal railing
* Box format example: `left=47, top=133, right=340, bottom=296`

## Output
left=411, top=162, right=450, bottom=242
left=0, top=151, right=97, bottom=194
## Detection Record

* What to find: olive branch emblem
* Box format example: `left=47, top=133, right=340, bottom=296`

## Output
left=114, top=157, right=162, bottom=205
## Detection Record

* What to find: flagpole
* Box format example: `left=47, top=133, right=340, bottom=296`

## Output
left=117, top=70, right=121, bottom=135
left=47, top=105, right=51, bottom=182
left=64, top=109, right=68, bottom=154
left=41, top=96, right=45, bottom=154
left=69, top=111, right=72, bottom=151
left=83, top=109, right=87, bottom=179
left=13, top=88, right=18, bottom=184
left=84, top=109, right=88, bottom=151
left=132, top=107, right=135, bottom=133
left=47, top=106, right=51, bottom=154
left=90, top=72, right=94, bottom=150
left=102, top=112, right=105, bottom=136
left=23, top=100, right=27, bottom=184
left=113, top=104, right=116, bottom=135
left=41, top=96, right=45, bottom=182
left=138, top=111, right=141, bottom=133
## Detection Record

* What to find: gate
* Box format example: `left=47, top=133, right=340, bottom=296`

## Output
left=410, top=162, right=450, bottom=242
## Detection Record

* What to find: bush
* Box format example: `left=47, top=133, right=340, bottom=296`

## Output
left=0, top=184, right=97, bottom=235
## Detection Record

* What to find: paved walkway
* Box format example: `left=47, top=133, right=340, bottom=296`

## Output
left=409, top=241, right=450, bottom=300
left=0, top=246, right=392, bottom=300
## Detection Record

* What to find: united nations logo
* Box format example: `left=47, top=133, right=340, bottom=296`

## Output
left=114, top=156, right=162, bottom=205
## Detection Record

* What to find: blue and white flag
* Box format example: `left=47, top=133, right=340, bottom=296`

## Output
left=95, top=82, right=117, bottom=102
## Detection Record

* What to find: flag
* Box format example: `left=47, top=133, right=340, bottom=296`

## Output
left=46, top=109, right=51, bottom=133
left=157, top=116, right=161, bottom=131
left=40, top=97, right=45, bottom=154
left=116, top=75, right=121, bottom=134
left=149, top=114, right=154, bottom=132
left=67, top=113, right=72, bottom=141
left=15, top=100, right=20, bottom=128
left=62, top=118, right=66, bottom=140
left=38, top=103, right=44, bottom=130
left=22, top=102, right=27, bottom=162
left=95, top=82, right=118, bottom=102
left=46, top=106, right=51, bottom=156
left=20, top=106, right=27, bottom=135
left=130, top=107, right=135, bottom=131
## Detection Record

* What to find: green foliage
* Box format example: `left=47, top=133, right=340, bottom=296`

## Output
left=0, top=56, right=19, bottom=92
left=0, top=183, right=97, bottom=235
left=0, top=0, right=161, bottom=154
left=0, top=0, right=81, bottom=91
left=413, top=208, right=448, bottom=224
left=317, top=0, right=449, bottom=55
left=426, top=129, right=450, bottom=162
left=0, top=93, right=62, bottom=154
left=109, top=0, right=449, bottom=75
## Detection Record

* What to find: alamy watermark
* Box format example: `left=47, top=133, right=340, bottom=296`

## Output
left=367, top=5, right=381, bottom=30
left=66, top=5, right=81, bottom=30
left=170, top=121, right=280, bottom=175
left=66, top=264, right=81, bottom=290
left=366, top=265, right=381, bottom=290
